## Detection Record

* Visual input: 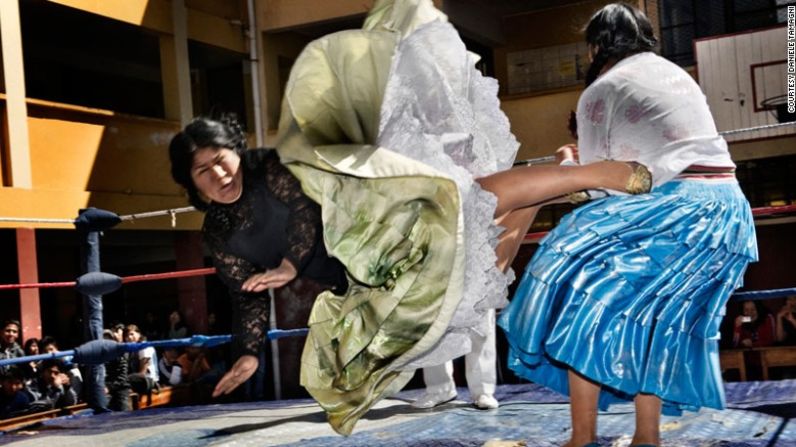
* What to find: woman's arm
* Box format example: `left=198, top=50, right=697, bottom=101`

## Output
left=206, top=233, right=269, bottom=357
left=138, top=353, right=151, bottom=375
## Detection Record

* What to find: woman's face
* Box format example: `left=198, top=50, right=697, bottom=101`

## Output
left=126, top=329, right=141, bottom=343
left=191, top=147, right=243, bottom=205
left=742, top=301, right=758, bottom=319
left=27, top=342, right=39, bottom=355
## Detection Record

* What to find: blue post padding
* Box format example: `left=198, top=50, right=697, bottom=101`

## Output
left=73, top=207, right=122, bottom=232
left=731, top=287, right=796, bottom=301
left=72, top=339, right=129, bottom=365
left=75, top=272, right=123, bottom=296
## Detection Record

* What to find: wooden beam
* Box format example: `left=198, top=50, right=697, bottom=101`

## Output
left=0, top=0, right=32, bottom=188
left=170, top=0, right=194, bottom=126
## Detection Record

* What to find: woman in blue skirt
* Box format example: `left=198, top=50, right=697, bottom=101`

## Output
left=497, top=4, right=758, bottom=447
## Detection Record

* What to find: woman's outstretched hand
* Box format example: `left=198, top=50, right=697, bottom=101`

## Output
left=241, top=259, right=298, bottom=292
left=213, top=354, right=258, bottom=397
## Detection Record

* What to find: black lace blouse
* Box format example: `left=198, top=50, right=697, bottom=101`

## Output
left=203, top=149, right=347, bottom=356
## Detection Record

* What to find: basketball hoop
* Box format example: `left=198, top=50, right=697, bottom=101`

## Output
left=761, top=94, right=796, bottom=124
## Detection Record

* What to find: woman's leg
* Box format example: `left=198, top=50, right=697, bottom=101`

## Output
left=565, top=369, right=600, bottom=447
left=477, top=161, right=639, bottom=217
left=494, top=206, right=541, bottom=273
left=632, top=393, right=661, bottom=446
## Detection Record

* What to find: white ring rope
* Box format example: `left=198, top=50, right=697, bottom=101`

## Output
left=0, top=206, right=197, bottom=225
left=0, top=217, right=77, bottom=224
left=118, top=206, right=196, bottom=222
left=718, top=121, right=796, bottom=136
left=515, top=121, right=796, bottom=165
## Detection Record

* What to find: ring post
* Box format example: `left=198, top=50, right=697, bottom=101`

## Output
left=74, top=207, right=121, bottom=412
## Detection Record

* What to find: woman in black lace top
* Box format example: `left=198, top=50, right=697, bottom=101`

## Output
left=168, top=117, right=347, bottom=396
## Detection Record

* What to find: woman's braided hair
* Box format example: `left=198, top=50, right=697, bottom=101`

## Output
left=584, top=3, right=658, bottom=87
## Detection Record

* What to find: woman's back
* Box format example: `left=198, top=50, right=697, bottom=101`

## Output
left=577, top=52, right=735, bottom=185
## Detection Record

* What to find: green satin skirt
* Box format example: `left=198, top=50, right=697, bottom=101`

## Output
left=275, top=1, right=468, bottom=435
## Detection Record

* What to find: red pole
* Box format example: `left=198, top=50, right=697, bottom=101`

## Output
left=16, top=229, right=42, bottom=340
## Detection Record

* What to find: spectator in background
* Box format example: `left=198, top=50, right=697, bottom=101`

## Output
left=776, top=296, right=796, bottom=345
left=0, top=367, right=34, bottom=419
left=39, top=336, right=57, bottom=354
left=31, top=359, right=78, bottom=410
left=177, top=346, right=212, bottom=385
left=166, top=310, right=189, bottom=340
left=140, top=311, right=162, bottom=341
left=207, top=312, right=220, bottom=335
left=125, top=324, right=159, bottom=396
left=158, top=348, right=183, bottom=386
left=734, top=300, right=776, bottom=348
left=103, top=327, right=130, bottom=411
left=39, top=336, right=83, bottom=398
left=0, top=320, right=24, bottom=375
left=20, top=338, right=41, bottom=384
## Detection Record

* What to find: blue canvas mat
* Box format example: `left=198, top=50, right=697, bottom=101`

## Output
left=2, top=380, right=795, bottom=446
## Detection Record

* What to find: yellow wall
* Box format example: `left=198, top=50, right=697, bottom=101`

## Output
left=0, top=1, right=248, bottom=231
left=500, top=89, right=581, bottom=161
left=730, top=136, right=796, bottom=161
left=47, top=0, right=245, bottom=53
left=0, top=98, right=202, bottom=230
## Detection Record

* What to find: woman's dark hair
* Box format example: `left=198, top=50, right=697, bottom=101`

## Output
left=742, top=299, right=771, bottom=331
left=125, top=323, right=148, bottom=342
left=23, top=338, right=39, bottom=354
left=168, top=116, right=247, bottom=210
left=584, top=3, right=657, bottom=86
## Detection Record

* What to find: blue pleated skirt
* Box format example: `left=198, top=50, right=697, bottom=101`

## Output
left=497, top=179, right=758, bottom=415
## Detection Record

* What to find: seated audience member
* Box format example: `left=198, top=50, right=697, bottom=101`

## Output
left=39, top=336, right=83, bottom=397
left=103, top=327, right=131, bottom=411
left=125, top=324, right=160, bottom=395
left=776, top=296, right=796, bottom=345
left=20, top=338, right=41, bottom=384
left=31, top=359, right=79, bottom=409
left=734, top=300, right=776, bottom=348
left=0, top=320, right=24, bottom=376
left=158, top=348, right=183, bottom=386
left=178, top=346, right=212, bottom=384
left=0, top=367, right=34, bottom=419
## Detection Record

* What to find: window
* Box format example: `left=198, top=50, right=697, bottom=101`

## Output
left=658, top=0, right=795, bottom=66
left=736, top=154, right=796, bottom=208
left=20, top=1, right=165, bottom=118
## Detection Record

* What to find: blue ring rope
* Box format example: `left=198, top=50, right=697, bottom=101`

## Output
left=3, top=288, right=795, bottom=368
left=0, top=328, right=309, bottom=368
left=731, top=287, right=796, bottom=301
